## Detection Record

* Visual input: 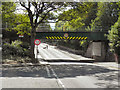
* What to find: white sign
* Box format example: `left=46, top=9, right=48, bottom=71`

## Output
left=19, top=35, right=24, bottom=37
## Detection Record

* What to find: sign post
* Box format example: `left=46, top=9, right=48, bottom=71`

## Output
left=34, top=39, right=41, bottom=60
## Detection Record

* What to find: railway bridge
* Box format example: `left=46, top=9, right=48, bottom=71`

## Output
left=35, top=31, right=109, bottom=62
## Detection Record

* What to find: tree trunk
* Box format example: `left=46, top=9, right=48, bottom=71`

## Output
left=114, top=53, right=119, bottom=64
left=30, top=27, right=39, bottom=63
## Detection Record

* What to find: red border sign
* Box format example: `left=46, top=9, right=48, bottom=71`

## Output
left=64, top=33, right=68, bottom=37
left=34, top=39, right=41, bottom=45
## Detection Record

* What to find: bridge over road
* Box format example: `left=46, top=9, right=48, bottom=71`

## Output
left=35, top=31, right=109, bottom=62
left=36, top=31, right=108, bottom=41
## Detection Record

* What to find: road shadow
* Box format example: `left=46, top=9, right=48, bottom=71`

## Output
left=43, top=59, right=94, bottom=63
left=2, top=65, right=48, bottom=77
left=50, top=65, right=118, bottom=79
left=2, top=64, right=118, bottom=80
left=50, top=65, right=119, bottom=88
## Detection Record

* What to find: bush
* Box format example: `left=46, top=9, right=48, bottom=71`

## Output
left=3, top=40, right=30, bottom=57
left=79, top=40, right=89, bottom=51
left=11, top=40, right=22, bottom=47
left=20, top=42, right=30, bottom=49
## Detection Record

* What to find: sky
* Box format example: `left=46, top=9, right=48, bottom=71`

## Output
left=49, top=23, right=56, bottom=30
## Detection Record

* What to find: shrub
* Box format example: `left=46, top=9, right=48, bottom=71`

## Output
left=20, top=42, right=30, bottom=49
left=79, top=40, right=89, bottom=51
left=3, top=40, right=30, bottom=57
left=11, top=40, right=22, bottom=47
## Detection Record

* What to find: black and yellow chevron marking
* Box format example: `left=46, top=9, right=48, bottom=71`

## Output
left=84, top=37, right=88, bottom=40
left=46, top=36, right=88, bottom=40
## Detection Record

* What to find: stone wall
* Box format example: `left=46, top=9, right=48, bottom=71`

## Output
left=85, top=42, right=92, bottom=58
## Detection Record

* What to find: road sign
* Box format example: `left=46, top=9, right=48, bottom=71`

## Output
left=64, top=33, right=68, bottom=37
left=34, top=39, right=41, bottom=45
left=19, top=35, right=24, bottom=37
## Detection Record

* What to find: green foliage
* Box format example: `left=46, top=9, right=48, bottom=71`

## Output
left=55, top=21, right=72, bottom=31
left=56, top=2, right=119, bottom=32
left=86, top=2, right=119, bottom=31
left=20, top=42, right=30, bottom=49
left=2, top=2, right=16, bottom=29
left=107, top=14, right=120, bottom=54
left=3, top=40, right=30, bottom=57
left=56, top=2, right=97, bottom=31
left=79, top=40, right=89, bottom=51
left=11, top=40, right=22, bottom=47
left=14, top=14, right=31, bottom=35
left=2, top=2, right=31, bottom=36
left=107, top=2, right=120, bottom=56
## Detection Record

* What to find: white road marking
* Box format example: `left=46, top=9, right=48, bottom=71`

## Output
left=48, top=66, right=67, bottom=90
left=45, top=66, right=51, bottom=77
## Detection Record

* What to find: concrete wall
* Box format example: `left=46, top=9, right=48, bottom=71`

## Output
left=85, top=42, right=92, bottom=58
left=85, top=42, right=107, bottom=62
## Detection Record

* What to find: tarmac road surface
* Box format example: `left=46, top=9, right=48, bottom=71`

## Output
left=35, top=43, right=94, bottom=62
left=1, top=64, right=119, bottom=88
left=1, top=43, right=119, bottom=89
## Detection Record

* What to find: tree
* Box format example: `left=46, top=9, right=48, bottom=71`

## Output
left=2, top=2, right=32, bottom=43
left=54, top=3, right=98, bottom=52
left=107, top=13, right=120, bottom=63
left=56, top=2, right=97, bottom=31
left=2, top=2, right=18, bottom=43
left=19, top=1, right=66, bottom=63
left=86, top=2, right=119, bottom=31
left=55, top=2, right=120, bottom=57
left=14, top=14, right=31, bottom=35
left=2, top=2, right=16, bottom=30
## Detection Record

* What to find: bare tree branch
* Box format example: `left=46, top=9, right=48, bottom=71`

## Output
left=19, top=1, right=34, bottom=27
left=19, top=1, right=65, bottom=28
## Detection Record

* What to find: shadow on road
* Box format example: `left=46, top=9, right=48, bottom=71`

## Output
left=43, top=59, right=94, bottom=62
left=51, top=65, right=119, bottom=88
left=2, top=64, right=118, bottom=80
left=51, top=65, right=118, bottom=78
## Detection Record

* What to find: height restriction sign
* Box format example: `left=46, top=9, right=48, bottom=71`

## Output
left=34, top=39, right=41, bottom=45
left=64, top=33, right=68, bottom=37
